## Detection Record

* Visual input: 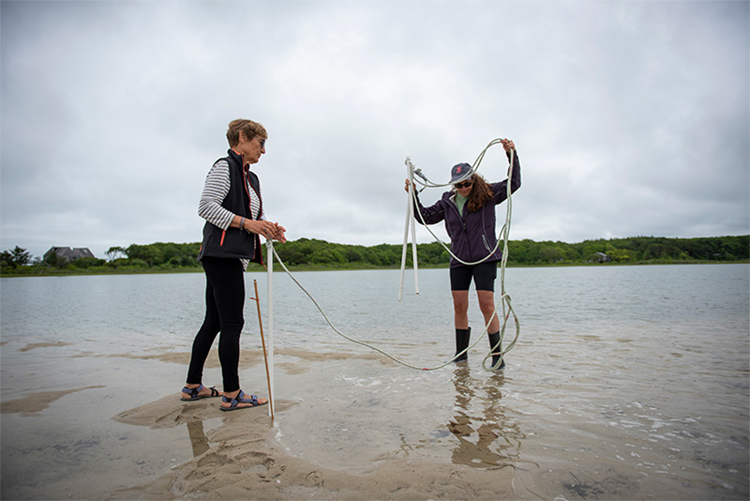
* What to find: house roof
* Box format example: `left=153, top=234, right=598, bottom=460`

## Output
left=44, top=247, right=95, bottom=261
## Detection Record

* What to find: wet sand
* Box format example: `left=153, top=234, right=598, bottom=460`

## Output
left=1, top=347, right=522, bottom=500
left=0, top=385, right=105, bottom=416
left=2, top=332, right=747, bottom=500
left=110, top=393, right=517, bottom=500
left=105, top=348, right=519, bottom=500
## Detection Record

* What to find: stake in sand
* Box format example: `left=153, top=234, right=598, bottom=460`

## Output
left=251, top=279, right=274, bottom=419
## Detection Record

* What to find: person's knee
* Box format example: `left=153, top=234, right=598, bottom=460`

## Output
left=453, top=297, right=469, bottom=313
left=219, top=320, right=244, bottom=338
left=477, top=293, right=495, bottom=313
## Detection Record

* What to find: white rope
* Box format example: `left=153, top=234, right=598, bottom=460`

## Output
left=269, top=233, right=517, bottom=372
left=264, top=139, right=519, bottom=372
left=398, top=141, right=507, bottom=299
left=405, top=139, right=520, bottom=370
left=406, top=139, right=510, bottom=266
left=270, top=243, right=473, bottom=371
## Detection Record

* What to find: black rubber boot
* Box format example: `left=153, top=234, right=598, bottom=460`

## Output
left=488, top=331, right=505, bottom=370
left=454, top=327, right=471, bottom=362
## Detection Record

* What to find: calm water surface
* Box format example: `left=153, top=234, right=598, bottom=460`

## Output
left=1, top=264, right=748, bottom=499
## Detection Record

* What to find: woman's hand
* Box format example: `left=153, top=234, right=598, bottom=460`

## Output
left=246, top=220, right=287, bottom=243
left=404, top=179, right=412, bottom=192
left=271, top=223, right=287, bottom=243
left=500, top=138, right=515, bottom=152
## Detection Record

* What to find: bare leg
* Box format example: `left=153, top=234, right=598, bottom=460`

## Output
left=452, top=290, right=470, bottom=329
left=477, top=290, right=500, bottom=334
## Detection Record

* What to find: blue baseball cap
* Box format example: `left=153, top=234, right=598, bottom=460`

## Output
left=450, top=163, right=472, bottom=184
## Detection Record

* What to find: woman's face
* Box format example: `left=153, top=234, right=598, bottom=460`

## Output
left=454, top=178, right=473, bottom=197
left=238, top=133, right=266, bottom=164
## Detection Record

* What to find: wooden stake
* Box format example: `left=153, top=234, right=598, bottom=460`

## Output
left=252, top=279, right=274, bottom=420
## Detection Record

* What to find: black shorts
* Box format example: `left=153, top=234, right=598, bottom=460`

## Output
left=449, top=261, right=498, bottom=291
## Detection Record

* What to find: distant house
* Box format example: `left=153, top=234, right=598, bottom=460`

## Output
left=589, top=252, right=612, bottom=263
left=44, top=246, right=95, bottom=263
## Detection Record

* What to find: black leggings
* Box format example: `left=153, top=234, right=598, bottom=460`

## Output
left=186, top=257, right=245, bottom=392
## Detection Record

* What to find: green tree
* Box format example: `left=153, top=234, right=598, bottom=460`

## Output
left=1, top=246, right=32, bottom=268
left=106, top=246, right=127, bottom=261
left=642, top=243, right=684, bottom=261
left=126, top=244, right=164, bottom=267
left=71, top=257, right=106, bottom=269
left=539, top=245, right=564, bottom=263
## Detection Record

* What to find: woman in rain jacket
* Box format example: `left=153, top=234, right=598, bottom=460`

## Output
left=405, top=139, right=521, bottom=370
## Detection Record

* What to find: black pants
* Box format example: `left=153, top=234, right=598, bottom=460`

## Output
left=186, top=256, right=245, bottom=392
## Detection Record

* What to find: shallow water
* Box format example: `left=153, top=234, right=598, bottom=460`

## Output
left=1, top=264, right=748, bottom=499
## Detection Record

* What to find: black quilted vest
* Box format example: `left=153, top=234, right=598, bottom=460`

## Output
left=198, top=149, right=263, bottom=263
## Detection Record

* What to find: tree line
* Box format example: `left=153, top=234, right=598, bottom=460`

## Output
left=1, top=235, right=747, bottom=276
left=509, top=235, right=749, bottom=265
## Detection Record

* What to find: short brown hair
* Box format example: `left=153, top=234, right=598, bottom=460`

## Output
left=226, top=119, right=268, bottom=147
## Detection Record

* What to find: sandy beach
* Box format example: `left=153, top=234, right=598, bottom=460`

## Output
left=110, top=380, right=518, bottom=500
left=2, top=347, right=520, bottom=500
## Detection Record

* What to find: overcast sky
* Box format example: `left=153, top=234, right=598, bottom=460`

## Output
left=1, top=0, right=748, bottom=260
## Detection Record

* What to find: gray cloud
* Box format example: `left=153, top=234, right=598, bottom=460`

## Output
left=1, top=1, right=747, bottom=259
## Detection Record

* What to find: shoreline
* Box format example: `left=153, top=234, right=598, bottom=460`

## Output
left=1, top=259, right=747, bottom=278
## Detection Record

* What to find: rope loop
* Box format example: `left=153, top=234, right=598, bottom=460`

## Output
left=268, top=138, right=520, bottom=372
left=405, top=139, right=520, bottom=370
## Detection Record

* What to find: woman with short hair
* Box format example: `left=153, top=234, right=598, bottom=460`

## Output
left=181, top=119, right=286, bottom=411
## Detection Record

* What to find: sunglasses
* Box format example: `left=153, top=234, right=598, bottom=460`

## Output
left=454, top=180, right=473, bottom=189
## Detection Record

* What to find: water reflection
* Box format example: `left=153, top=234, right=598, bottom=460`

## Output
left=448, top=365, right=524, bottom=469
left=186, top=420, right=210, bottom=457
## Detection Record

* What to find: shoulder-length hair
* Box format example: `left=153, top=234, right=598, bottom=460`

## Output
left=455, top=174, right=493, bottom=212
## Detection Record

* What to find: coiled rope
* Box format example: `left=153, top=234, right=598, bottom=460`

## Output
left=267, top=139, right=519, bottom=372
left=403, top=139, right=520, bottom=370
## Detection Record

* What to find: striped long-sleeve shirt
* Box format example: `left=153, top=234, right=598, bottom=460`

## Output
left=198, top=159, right=264, bottom=227
left=198, top=159, right=264, bottom=268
